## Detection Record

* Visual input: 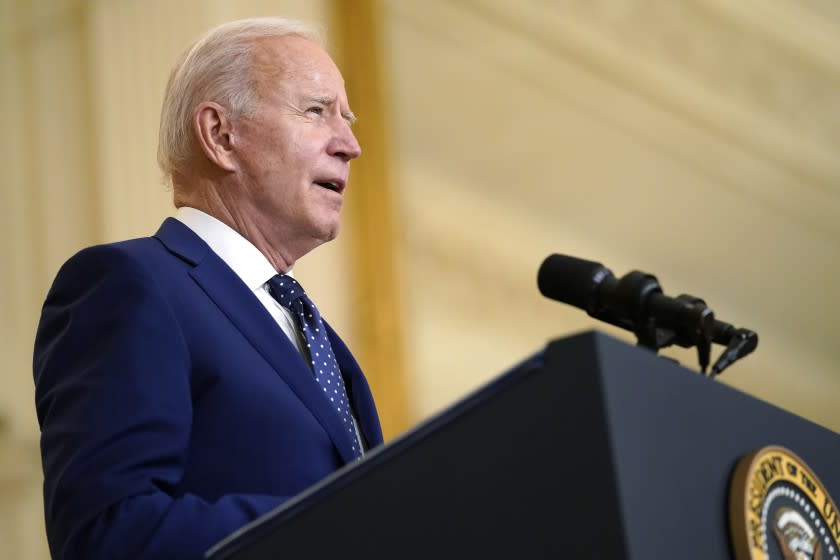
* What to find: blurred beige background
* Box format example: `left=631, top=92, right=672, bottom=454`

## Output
left=2, top=0, right=839, bottom=557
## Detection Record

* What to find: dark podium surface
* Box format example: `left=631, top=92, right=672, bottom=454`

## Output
left=207, top=330, right=840, bottom=559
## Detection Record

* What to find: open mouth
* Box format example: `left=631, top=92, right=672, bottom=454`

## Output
left=315, top=181, right=342, bottom=193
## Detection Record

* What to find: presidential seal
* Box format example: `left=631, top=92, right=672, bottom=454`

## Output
left=730, top=446, right=840, bottom=560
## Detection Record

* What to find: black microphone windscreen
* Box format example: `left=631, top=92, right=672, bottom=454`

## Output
left=537, top=254, right=609, bottom=310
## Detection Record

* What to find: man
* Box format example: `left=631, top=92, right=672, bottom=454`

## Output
left=33, top=17, right=382, bottom=559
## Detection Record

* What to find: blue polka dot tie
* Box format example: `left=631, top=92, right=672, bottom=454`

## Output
left=267, top=274, right=362, bottom=458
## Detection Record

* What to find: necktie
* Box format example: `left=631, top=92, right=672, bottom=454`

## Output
left=267, top=274, right=362, bottom=458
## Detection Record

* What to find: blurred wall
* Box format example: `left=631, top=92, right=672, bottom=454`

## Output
left=2, top=0, right=839, bottom=558
left=383, top=0, right=840, bottom=429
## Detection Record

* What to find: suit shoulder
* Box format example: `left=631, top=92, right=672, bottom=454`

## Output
left=67, top=236, right=167, bottom=263
left=39, top=238, right=186, bottom=315
left=55, top=237, right=174, bottom=283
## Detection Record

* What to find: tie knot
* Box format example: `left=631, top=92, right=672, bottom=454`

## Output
left=267, top=274, right=306, bottom=308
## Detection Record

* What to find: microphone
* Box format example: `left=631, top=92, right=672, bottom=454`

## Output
left=537, top=254, right=611, bottom=313
left=537, top=254, right=758, bottom=375
left=537, top=254, right=714, bottom=340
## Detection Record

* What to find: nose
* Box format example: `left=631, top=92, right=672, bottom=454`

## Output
left=329, top=119, right=362, bottom=162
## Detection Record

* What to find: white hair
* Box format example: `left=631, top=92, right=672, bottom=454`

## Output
left=157, top=17, right=323, bottom=184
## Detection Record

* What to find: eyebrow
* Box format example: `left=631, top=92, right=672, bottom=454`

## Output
left=308, top=95, right=357, bottom=124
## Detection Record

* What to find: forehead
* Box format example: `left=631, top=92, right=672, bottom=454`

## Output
left=250, top=35, right=344, bottom=94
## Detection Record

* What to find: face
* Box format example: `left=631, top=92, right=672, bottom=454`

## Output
left=231, top=35, right=361, bottom=258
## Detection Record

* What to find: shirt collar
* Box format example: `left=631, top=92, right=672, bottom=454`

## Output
left=174, top=206, right=290, bottom=291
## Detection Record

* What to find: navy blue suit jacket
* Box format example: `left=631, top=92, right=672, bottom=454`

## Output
left=33, top=218, right=383, bottom=559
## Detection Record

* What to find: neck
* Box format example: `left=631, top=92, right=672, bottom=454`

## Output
left=173, top=176, right=313, bottom=273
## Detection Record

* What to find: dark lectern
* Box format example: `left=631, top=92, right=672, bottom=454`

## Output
left=206, top=331, right=840, bottom=559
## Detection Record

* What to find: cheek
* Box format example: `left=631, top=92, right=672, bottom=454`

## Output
left=241, top=124, right=320, bottom=194
left=285, top=133, right=317, bottom=166
left=266, top=135, right=309, bottom=179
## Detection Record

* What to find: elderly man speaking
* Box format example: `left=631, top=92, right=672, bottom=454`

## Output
left=33, top=17, right=382, bottom=559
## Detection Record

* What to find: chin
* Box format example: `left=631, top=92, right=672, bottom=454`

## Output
left=323, top=223, right=340, bottom=242
left=321, top=212, right=342, bottom=239
left=303, top=209, right=341, bottom=246
left=312, top=220, right=340, bottom=244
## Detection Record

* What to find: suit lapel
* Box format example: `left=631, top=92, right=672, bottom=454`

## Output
left=326, top=322, right=384, bottom=448
left=154, top=218, right=361, bottom=464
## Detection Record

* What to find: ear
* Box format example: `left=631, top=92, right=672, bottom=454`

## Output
left=193, top=102, right=237, bottom=172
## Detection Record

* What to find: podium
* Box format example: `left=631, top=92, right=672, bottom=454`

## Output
left=206, top=331, right=840, bottom=559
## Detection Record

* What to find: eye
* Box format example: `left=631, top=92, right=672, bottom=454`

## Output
left=305, top=106, right=324, bottom=116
